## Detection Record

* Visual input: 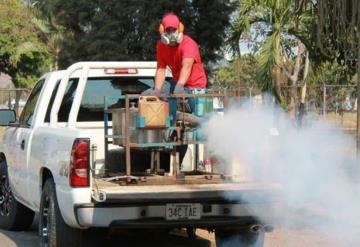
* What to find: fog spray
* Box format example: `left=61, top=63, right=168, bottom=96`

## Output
left=204, top=99, right=360, bottom=246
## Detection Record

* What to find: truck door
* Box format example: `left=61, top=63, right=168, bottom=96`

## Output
left=9, top=81, right=44, bottom=204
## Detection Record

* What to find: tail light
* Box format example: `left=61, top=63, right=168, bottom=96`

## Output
left=104, top=68, right=138, bottom=74
left=70, top=138, right=90, bottom=187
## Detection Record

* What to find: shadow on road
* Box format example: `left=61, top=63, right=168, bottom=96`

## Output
left=0, top=215, right=213, bottom=247
left=82, top=228, right=212, bottom=247
left=0, top=216, right=38, bottom=247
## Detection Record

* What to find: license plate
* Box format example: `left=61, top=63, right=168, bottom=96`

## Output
left=166, top=203, right=202, bottom=220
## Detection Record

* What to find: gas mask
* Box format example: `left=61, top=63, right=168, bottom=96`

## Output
left=161, top=29, right=183, bottom=46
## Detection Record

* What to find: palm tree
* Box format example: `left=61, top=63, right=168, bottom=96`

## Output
left=28, top=0, right=65, bottom=70
left=229, top=0, right=314, bottom=110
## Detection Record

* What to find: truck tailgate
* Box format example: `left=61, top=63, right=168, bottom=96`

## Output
left=93, top=182, right=280, bottom=203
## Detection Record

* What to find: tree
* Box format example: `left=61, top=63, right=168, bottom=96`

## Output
left=32, top=0, right=235, bottom=71
left=317, top=0, right=359, bottom=70
left=316, top=0, right=359, bottom=153
left=0, top=0, right=50, bottom=88
left=214, top=54, right=259, bottom=89
left=229, top=0, right=315, bottom=109
left=28, top=0, right=65, bottom=70
left=307, top=61, right=356, bottom=86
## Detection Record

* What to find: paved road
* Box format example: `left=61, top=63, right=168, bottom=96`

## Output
left=1, top=215, right=359, bottom=247
left=0, top=227, right=215, bottom=247
left=3, top=227, right=359, bottom=247
left=0, top=216, right=216, bottom=247
left=0, top=226, right=347, bottom=247
left=0, top=220, right=38, bottom=247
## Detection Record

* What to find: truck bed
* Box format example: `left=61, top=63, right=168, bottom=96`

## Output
left=92, top=176, right=280, bottom=203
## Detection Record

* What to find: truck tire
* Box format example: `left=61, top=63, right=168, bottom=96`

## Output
left=215, top=228, right=265, bottom=247
left=39, top=178, right=83, bottom=247
left=0, top=157, right=35, bottom=231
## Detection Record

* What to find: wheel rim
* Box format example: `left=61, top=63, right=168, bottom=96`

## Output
left=0, top=173, right=13, bottom=217
left=41, top=195, right=50, bottom=246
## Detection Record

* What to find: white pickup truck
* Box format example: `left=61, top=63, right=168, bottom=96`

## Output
left=0, top=62, right=276, bottom=247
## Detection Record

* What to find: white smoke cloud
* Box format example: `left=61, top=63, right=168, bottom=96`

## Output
left=204, top=99, right=360, bottom=245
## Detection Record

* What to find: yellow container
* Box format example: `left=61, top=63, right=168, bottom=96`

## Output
left=138, top=96, right=169, bottom=128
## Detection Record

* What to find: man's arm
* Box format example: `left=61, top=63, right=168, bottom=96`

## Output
left=177, top=58, right=195, bottom=86
left=154, top=68, right=166, bottom=91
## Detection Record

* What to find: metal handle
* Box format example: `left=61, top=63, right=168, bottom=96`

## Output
left=20, top=140, right=25, bottom=150
left=139, top=96, right=159, bottom=102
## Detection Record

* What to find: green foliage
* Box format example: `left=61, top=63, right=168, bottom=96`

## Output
left=308, top=61, right=357, bottom=86
left=0, top=0, right=50, bottom=87
left=30, top=1, right=65, bottom=70
left=256, top=31, right=281, bottom=91
left=214, top=54, right=258, bottom=89
left=317, top=0, right=359, bottom=69
left=229, top=0, right=315, bottom=93
left=32, top=0, right=235, bottom=70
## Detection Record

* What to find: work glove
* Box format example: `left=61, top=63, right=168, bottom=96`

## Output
left=141, top=88, right=161, bottom=96
left=173, top=84, right=185, bottom=95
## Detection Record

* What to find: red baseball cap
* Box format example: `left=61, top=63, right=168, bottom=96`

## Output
left=162, top=13, right=180, bottom=29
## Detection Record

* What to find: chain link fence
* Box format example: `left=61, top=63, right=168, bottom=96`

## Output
left=0, top=86, right=357, bottom=131
left=224, top=85, right=357, bottom=132
left=284, top=85, right=357, bottom=132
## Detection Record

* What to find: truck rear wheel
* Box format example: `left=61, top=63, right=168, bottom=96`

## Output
left=39, top=178, right=82, bottom=247
left=0, top=157, right=35, bottom=231
left=215, top=228, right=265, bottom=247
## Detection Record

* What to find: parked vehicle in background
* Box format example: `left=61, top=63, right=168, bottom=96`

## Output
left=4, top=98, right=27, bottom=108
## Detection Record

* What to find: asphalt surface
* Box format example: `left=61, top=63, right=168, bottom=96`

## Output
left=0, top=216, right=216, bottom=247
left=2, top=225, right=360, bottom=247
left=0, top=228, right=216, bottom=247
left=2, top=226, right=355, bottom=247
left=2, top=212, right=360, bottom=247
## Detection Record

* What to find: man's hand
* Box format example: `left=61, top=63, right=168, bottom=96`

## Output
left=141, top=88, right=161, bottom=96
left=173, top=84, right=185, bottom=95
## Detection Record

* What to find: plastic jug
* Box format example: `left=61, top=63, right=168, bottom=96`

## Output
left=138, top=96, right=169, bottom=128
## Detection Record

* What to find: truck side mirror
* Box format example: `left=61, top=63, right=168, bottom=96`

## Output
left=0, top=109, right=16, bottom=126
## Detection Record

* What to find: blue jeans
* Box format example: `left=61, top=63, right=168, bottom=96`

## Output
left=168, top=81, right=196, bottom=125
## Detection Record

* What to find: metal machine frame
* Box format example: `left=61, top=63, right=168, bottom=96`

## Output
left=103, top=93, right=228, bottom=183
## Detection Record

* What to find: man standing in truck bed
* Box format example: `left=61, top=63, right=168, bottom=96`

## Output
left=152, top=12, right=208, bottom=121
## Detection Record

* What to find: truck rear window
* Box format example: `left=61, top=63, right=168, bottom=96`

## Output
left=45, top=77, right=171, bottom=122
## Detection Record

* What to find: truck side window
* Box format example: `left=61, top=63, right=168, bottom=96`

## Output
left=44, top=80, right=60, bottom=122
left=44, top=77, right=170, bottom=122
left=44, top=78, right=78, bottom=122
left=58, top=79, right=78, bottom=122
left=76, top=77, right=151, bottom=121
left=19, top=79, right=45, bottom=127
left=55, top=77, right=153, bottom=122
